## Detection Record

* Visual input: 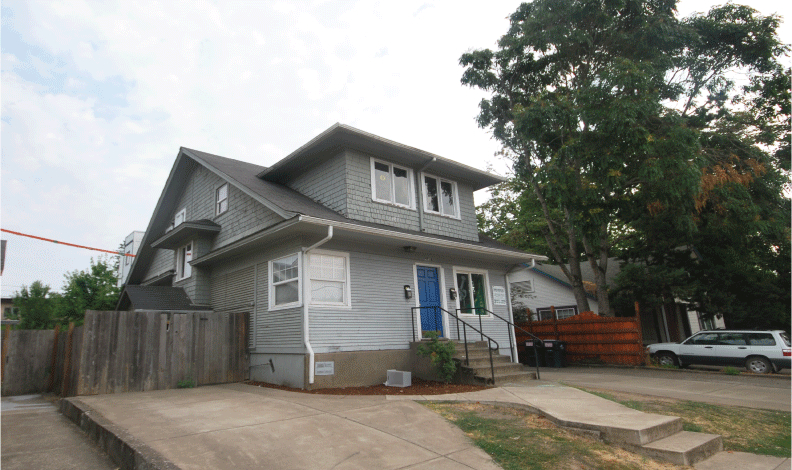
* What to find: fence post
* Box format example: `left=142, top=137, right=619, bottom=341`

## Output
left=1, top=325, right=9, bottom=385
left=61, top=322, right=75, bottom=397
left=635, top=301, right=645, bottom=365
left=550, top=306, right=559, bottom=340
left=47, top=324, right=61, bottom=392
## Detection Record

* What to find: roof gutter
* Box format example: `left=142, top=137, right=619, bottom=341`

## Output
left=302, top=225, right=334, bottom=386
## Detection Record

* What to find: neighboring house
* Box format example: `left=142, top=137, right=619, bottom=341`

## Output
left=117, top=231, right=145, bottom=287
left=119, top=124, right=545, bottom=389
left=1, top=297, right=20, bottom=325
left=509, top=261, right=724, bottom=344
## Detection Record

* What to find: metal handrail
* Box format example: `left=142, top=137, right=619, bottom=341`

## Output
left=458, top=307, right=542, bottom=380
left=411, top=306, right=499, bottom=384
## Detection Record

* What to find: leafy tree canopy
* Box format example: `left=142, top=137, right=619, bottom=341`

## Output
left=59, top=256, right=120, bottom=324
left=13, top=281, right=58, bottom=330
left=464, top=0, right=789, bottom=328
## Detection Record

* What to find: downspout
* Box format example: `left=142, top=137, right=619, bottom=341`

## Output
left=504, top=272, right=519, bottom=363
left=415, top=157, right=436, bottom=232
left=302, top=225, right=334, bottom=385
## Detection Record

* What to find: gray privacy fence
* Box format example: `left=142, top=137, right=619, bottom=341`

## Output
left=1, top=310, right=248, bottom=397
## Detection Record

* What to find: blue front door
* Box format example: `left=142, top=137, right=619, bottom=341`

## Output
left=417, top=266, right=443, bottom=337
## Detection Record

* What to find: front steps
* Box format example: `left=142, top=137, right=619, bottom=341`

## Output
left=452, top=341, right=536, bottom=385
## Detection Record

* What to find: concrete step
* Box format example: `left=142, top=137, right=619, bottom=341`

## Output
left=461, top=361, right=527, bottom=376
left=473, top=370, right=537, bottom=385
left=458, top=356, right=513, bottom=368
left=632, top=431, right=723, bottom=466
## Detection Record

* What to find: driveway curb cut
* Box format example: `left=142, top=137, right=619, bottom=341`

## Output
left=60, top=397, right=178, bottom=470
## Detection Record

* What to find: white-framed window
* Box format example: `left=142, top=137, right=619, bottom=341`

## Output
left=269, top=253, right=301, bottom=309
left=174, top=208, right=186, bottom=227
left=454, top=268, right=490, bottom=316
left=307, top=250, right=351, bottom=307
left=176, top=241, right=193, bottom=280
left=124, top=248, right=132, bottom=266
left=422, top=173, right=459, bottom=218
left=370, top=158, right=414, bottom=208
left=536, top=306, right=578, bottom=321
left=216, top=183, right=229, bottom=215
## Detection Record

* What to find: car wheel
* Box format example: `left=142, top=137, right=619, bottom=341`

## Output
left=656, top=352, right=677, bottom=367
left=745, top=356, right=772, bottom=374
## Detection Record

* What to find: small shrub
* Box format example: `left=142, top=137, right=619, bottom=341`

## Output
left=724, top=366, right=741, bottom=376
left=417, top=331, right=457, bottom=383
left=177, top=375, right=196, bottom=389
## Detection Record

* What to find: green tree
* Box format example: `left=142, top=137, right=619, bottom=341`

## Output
left=461, top=1, right=788, bottom=321
left=14, top=281, right=57, bottom=329
left=58, top=256, right=121, bottom=325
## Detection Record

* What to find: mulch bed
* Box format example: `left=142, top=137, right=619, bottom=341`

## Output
left=247, top=377, right=490, bottom=395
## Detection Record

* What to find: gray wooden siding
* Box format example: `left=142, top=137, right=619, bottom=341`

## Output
left=286, top=153, right=348, bottom=215
left=343, top=150, right=480, bottom=242
left=209, top=241, right=306, bottom=353
left=142, top=248, right=173, bottom=283
left=307, top=240, right=518, bottom=358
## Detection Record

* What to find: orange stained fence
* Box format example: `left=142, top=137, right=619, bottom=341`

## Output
left=515, top=309, right=645, bottom=366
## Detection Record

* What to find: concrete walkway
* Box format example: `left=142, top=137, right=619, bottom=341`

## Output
left=1, top=394, right=117, bottom=470
left=537, top=367, right=791, bottom=412
left=60, top=380, right=790, bottom=470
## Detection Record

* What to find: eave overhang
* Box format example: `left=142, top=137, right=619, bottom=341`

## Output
left=150, top=220, right=221, bottom=250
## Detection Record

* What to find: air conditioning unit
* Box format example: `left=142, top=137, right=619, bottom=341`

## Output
left=385, top=370, right=411, bottom=388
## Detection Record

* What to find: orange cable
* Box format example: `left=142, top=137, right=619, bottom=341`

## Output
left=0, top=228, right=135, bottom=257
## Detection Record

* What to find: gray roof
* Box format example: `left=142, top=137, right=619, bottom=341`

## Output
left=530, top=258, right=621, bottom=290
left=119, top=286, right=212, bottom=311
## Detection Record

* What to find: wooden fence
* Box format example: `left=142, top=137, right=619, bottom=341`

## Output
left=1, top=310, right=248, bottom=397
left=515, top=308, right=645, bottom=366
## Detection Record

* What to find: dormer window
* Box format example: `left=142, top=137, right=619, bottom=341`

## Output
left=422, top=174, right=459, bottom=218
left=174, top=208, right=186, bottom=227
left=370, top=158, right=414, bottom=208
left=216, top=183, right=229, bottom=215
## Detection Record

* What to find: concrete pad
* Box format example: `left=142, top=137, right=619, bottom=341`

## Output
left=338, top=400, right=471, bottom=455
left=222, top=382, right=391, bottom=413
left=445, top=447, right=504, bottom=470
left=694, top=451, right=790, bottom=470
left=144, top=410, right=441, bottom=470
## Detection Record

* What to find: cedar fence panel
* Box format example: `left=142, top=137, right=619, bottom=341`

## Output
left=516, top=310, right=645, bottom=366
left=1, top=310, right=249, bottom=397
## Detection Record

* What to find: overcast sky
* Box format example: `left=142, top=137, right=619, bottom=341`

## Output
left=1, top=0, right=790, bottom=297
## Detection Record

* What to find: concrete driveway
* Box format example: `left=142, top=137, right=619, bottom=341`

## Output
left=64, top=383, right=499, bottom=470
left=537, top=366, right=791, bottom=411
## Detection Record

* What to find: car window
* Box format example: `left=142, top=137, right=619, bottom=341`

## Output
left=781, top=332, right=790, bottom=347
left=686, top=333, right=719, bottom=345
left=746, top=333, right=776, bottom=346
left=717, top=333, right=747, bottom=345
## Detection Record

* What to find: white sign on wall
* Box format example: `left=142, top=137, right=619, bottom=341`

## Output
left=492, top=286, right=507, bottom=306
left=315, top=361, right=335, bottom=376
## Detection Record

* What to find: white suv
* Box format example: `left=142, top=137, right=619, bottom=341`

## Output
left=646, top=330, right=791, bottom=374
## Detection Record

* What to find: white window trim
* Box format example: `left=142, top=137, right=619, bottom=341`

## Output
left=452, top=266, right=492, bottom=318
left=306, top=249, right=352, bottom=309
left=536, top=305, right=579, bottom=321
left=370, top=157, right=415, bottom=209
left=175, top=241, right=193, bottom=281
left=268, top=253, right=302, bottom=311
left=216, top=183, right=229, bottom=216
left=421, top=172, right=461, bottom=219
left=174, top=208, right=186, bottom=227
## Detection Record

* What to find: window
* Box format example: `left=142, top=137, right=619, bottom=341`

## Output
left=746, top=333, right=776, bottom=346
left=174, top=208, right=186, bottom=227
left=176, top=241, right=193, bottom=280
left=456, top=270, right=489, bottom=315
left=536, top=306, right=578, bottom=321
left=216, top=183, right=229, bottom=215
left=370, top=158, right=414, bottom=208
left=685, top=332, right=718, bottom=345
left=422, top=174, right=458, bottom=218
left=269, top=254, right=301, bottom=309
left=308, top=251, right=350, bottom=307
left=124, top=248, right=132, bottom=266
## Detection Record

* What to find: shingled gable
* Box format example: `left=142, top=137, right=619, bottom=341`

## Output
left=258, top=123, right=506, bottom=190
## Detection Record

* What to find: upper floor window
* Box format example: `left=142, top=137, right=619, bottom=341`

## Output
left=176, top=241, right=193, bottom=281
left=370, top=158, right=414, bottom=208
left=174, top=208, right=186, bottom=227
left=269, top=253, right=301, bottom=309
left=422, top=174, right=459, bottom=218
left=216, top=183, right=229, bottom=215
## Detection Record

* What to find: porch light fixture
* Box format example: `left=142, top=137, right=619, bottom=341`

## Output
left=404, top=285, right=413, bottom=299
left=449, top=288, right=457, bottom=300
left=403, top=245, right=417, bottom=253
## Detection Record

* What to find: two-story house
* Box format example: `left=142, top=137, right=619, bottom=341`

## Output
left=119, top=124, right=545, bottom=389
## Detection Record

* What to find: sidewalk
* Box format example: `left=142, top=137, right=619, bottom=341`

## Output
left=59, top=381, right=790, bottom=470
left=1, top=394, right=117, bottom=470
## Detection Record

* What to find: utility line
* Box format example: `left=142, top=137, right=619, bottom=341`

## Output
left=1, top=229, right=135, bottom=257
